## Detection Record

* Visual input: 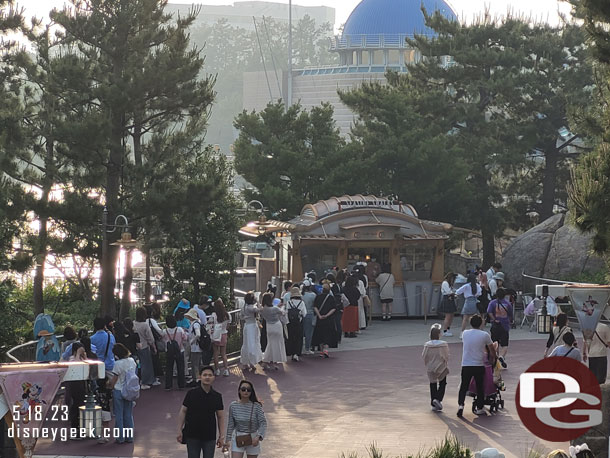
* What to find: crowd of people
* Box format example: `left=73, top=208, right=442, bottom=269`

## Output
left=51, top=260, right=610, bottom=456
left=429, top=262, right=610, bottom=419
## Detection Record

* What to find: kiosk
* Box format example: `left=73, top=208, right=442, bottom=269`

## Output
left=279, top=195, right=452, bottom=317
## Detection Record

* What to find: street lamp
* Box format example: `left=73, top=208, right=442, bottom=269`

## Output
left=101, top=208, right=138, bottom=314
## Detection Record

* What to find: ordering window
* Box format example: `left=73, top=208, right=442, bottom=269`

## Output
left=400, top=245, right=434, bottom=280
left=300, top=245, right=337, bottom=279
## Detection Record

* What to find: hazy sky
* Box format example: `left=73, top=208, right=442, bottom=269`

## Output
left=17, top=0, right=573, bottom=30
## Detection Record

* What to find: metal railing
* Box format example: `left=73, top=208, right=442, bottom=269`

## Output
left=329, top=34, right=422, bottom=50
left=5, top=309, right=244, bottom=363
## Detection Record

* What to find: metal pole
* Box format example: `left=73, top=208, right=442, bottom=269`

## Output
left=287, top=0, right=293, bottom=108
left=101, top=207, right=109, bottom=311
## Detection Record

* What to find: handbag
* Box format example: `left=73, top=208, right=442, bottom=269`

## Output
left=212, top=323, right=223, bottom=343
left=235, top=403, right=254, bottom=447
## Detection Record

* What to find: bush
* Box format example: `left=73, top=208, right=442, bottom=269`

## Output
left=339, top=435, right=473, bottom=458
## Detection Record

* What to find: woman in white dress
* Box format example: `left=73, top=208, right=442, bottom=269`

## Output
left=259, top=292, right=287, bottom=370
left=240, top=292, right=263, bottom=372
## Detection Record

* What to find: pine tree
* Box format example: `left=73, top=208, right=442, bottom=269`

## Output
left=567, top=0, right=610, bottom=273
left=51, top=0, right=216, bottom=317
left=233, top=101, right=345, bottom=217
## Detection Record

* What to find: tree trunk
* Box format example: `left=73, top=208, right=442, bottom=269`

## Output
left=145, top=247, right=152, bottom=301
left=33, top=140, right=54, bottom=317
left=100, top=114, right=123, bottom=317
left=540, top=143, right=559, bottom=221
left=481, top=226, right=496, bottom=270
left=119, top=249, right=133, bottom=320
left=33, top=216, right=48, bottom=317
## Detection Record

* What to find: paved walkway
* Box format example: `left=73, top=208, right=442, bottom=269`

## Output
left=34, top=319, right=573, bottom=458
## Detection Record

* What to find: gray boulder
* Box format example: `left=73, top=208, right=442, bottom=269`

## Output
left=501, top=213, right=605, bottom=291
left=544, top=223, right=606, bottom=279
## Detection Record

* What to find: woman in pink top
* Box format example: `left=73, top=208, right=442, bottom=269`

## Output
left=163, top=315, right=188, bottom=390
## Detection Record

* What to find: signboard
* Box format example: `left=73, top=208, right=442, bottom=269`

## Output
left=566, top=286, right=610, bottom=341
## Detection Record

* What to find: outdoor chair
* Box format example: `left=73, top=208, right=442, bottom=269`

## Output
left=520, top=295, right=537, bottom=330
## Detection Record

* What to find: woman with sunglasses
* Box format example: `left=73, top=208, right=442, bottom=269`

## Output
left=223, top=380, right=267, bottom=458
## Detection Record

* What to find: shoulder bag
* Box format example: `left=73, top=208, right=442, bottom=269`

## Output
left=235, top=403, right=254, bottom=447
left=313, top=295, right=330, bottom=327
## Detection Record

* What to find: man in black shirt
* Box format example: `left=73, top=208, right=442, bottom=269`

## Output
left=177, top=365, right=225, bottom=458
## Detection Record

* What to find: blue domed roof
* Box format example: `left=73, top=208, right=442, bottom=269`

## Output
left=343, top=0, right=457, bottom=37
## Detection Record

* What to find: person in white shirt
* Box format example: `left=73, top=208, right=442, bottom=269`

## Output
left=185, top=308, right=204, bottom=387
left=439, top=272, right=457, bottom=337
left=209, top=299, right=232, bottom=376
left=376, top=264, right=395, bottom=321
left=488, top=272, right=505, bottom=297
left=549, top=332, right=583, bottom=362
left=583, top=320, right=610, bottom=383
left=457, top=315, right=496, bottom=418
left=455, top=273, right=482, bottom=338
left=193, top=300, right=208, bottom=325
left=485, top=263, right=502, bottom=283
left=108, top=343, right=137, bottom=443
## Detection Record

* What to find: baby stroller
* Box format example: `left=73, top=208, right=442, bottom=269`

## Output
left=467, top=356, right=505, bottom=413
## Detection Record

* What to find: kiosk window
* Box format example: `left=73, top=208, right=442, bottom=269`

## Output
left=300, top=245, right=337, bottom=279
left=399, top=245, right=434, bottom=280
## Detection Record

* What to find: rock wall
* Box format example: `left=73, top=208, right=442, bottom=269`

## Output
left=501, top=214, right=605, bottom=292
left=571, top=382, right=609, bottom=458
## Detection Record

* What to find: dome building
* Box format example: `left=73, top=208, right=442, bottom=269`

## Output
left=242, top=0, right=457, bottom=135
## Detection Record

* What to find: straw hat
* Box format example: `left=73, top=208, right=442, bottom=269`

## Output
left=290, top=286, right=301, bottom=297
left=185, top=308, right=199, bottom=321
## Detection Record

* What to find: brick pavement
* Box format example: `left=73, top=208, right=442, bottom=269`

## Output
left=33, top=325, right=572, bottom=458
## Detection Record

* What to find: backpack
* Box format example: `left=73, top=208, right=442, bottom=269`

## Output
left=166, top=329, right=181, bottom=357
left=121, top=360, right=140, bottom=402
left=195, top=322, right=212, bottom=352
left=287, top=300, right=303, bottom=324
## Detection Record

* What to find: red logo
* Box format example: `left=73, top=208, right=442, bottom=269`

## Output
left=516, top=357, right=602, bottom=442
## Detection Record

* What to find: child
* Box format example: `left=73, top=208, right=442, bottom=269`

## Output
left=422, top=324, right=449, bottom=411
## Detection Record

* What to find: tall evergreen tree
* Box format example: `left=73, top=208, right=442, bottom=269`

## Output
left=338, top=72, right=471, bottom=224
left=51, top=0, right=216, bottom=317
left=233, top=101, right=345, bottom=217
left=0, top=1, right=27, bottom=272
left=567, top=0, right=610, bottom=273
left=402, top=12, right=534, bottom=266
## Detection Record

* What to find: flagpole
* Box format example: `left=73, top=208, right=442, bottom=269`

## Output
left=287, top=0, right=293, bottom=108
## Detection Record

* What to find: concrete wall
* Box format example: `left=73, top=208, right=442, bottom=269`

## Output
left=292, top=71, right=387, bottom=136
left=166, top=2, right=335, bottom=32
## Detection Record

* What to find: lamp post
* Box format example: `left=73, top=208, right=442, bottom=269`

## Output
left=100, top=208, right=137, bottom=317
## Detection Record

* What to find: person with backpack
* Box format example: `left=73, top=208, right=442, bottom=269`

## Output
left=549, top=332, right=583, bottom=361
left=108, top=343, right=137, bottom=443
left=147, top=303, right=165, bottom=385
left=133, top=307, right=158, bottom=389
left=185, top=308, right=207, bottom=387
left=487, top=288, right=513, bottom=369
left=259, top=292, right=287, bottom=370
left=285, top=287, right=307, bottom=362
left=163, top=316, right=188, bottom=391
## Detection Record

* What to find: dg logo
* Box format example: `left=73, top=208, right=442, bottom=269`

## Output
left=516, top=357, right=602, bottom=441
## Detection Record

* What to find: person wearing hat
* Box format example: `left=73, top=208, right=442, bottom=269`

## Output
left=488, top=272, right=505, bottom=298
left=186, top=308, right=205, bottom=387
left=286, top=287, right=307, bottom=361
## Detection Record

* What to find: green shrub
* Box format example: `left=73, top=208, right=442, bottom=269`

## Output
left=339, top=435, right=472, bottom=458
